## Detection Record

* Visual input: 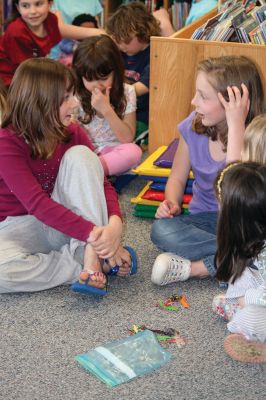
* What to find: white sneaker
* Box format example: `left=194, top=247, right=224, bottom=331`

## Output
left=151, top=253, right=191, bottom=285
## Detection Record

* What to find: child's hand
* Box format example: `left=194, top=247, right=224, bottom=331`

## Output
left=155, top=200, right=180, bottom=219
left=87, top=216, right=122, bottom=259
left=238, top=296, right=245, bottom=308
left=107, top=246, right=131, bottom=269
left=218, top=83, right=250, bottom=130
left=91, top=87, right=112, bottom=116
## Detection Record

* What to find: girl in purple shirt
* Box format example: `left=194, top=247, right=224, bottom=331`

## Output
left=151, top=55, right=265, bottom=286
left=0, top=58, right=136, bottom=295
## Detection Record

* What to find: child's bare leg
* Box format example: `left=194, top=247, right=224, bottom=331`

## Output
left=103, top=245, right=131, bottom=277
left=190, top=260, right=209, bottom=278
left=79, top=244, right=106, bottom=288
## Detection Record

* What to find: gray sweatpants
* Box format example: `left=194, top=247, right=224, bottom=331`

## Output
left=0, top=146, right=108, bottom=293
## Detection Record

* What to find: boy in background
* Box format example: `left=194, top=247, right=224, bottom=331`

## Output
left=106, top=2, right=161, bottom=147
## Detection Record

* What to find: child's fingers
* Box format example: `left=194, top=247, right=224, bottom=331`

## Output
left=217, top=91, right=227, bottom=108
left=87, top=226, right=103, bottom=243
left=241, top=83, right=250, bottom=106
left=106, top=86, right=111, bottom=100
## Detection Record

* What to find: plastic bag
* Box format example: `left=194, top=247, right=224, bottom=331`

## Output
left=75, top=330, right=171, bottom=387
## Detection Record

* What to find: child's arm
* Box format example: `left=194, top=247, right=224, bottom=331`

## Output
left=153, top=8, right=175, bottom=36
left=91, top=87, right=136, bottom=143
left=244, top=287, right=266, bottom=307
left=156, top=135, right=191, bottom=218
left=218, top=84, right=250, bottom=163
left=133, top=81, right=149, bottom=97
left=54, top=10, right=105, bottom=40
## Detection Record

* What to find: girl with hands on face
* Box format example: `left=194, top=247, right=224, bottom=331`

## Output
left=151, top=56, right=265, bottom=287
left=73, top=35, right=142, bottom=177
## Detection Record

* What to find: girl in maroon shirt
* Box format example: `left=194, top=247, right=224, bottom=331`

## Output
left=0, top=0, right=103, bottom=86
left=0, top=58, right=137, bottom=295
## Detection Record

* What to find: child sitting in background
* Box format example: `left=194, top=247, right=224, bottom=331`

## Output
left=106, top=1, right=161, bottom=146
left=150, top=55, right=265, bottom=285
left=0, top=0, right=103, bottom=86
left=73, top=35, right=142, bottom=177
left=213, top=162, right=266, bottom=364
left=241, top=113, right=266, bottom=164
left=0, top=58, right=136, bottom=295
left=58, top=14, right=98, bottom=66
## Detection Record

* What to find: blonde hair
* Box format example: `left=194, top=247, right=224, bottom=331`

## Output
left=242, top=114, right=266, bottom=164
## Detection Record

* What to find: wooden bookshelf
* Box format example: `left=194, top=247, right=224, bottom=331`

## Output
left=148, top=8, right=266, bottom=153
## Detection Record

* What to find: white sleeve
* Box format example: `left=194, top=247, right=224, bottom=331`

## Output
left=124, top=84, right=137, bottom=115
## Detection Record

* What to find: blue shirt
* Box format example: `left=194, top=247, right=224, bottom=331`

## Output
left=122, top=46, right=150, bottom=125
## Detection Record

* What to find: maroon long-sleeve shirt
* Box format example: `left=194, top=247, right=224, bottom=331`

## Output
left=0, top=12, right=61, bottom=86
left=0, top=123, right=122, bottom=242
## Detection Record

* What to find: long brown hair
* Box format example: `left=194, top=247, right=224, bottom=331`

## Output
left=215, top=162, right=266, bottom=283
left=192, top=56, right=265, bottom=149
left=2, top=58, right=76, bottom=159
left=106, top=1, right=161, bottom=44
left=72, top=35, right=126, bottom=124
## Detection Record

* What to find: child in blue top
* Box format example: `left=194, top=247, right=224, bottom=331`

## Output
left=106, top=1, right=161, bottom=145
left=50, top=0, right=103, bottom=60
left=150, top=55, right=265, bottom=286
left=58, top=14, right=98, bottom=67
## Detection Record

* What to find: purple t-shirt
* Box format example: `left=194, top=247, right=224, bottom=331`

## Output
left=178, top=111, right=226, bottom=214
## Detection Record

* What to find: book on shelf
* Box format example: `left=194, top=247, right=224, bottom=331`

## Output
left=191, top=0, right=266, bottom=43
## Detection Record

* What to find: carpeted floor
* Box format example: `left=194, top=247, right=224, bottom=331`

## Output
left=0, top=176, right=265, bottom=400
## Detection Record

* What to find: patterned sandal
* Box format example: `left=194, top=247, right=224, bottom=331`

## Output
left=71, top=270, right=107, bottom=296
left=224, top=334, right=266, bottom=363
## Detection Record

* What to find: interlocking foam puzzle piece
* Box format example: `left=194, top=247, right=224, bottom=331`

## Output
left=142, top=189, right=193, bottom=204
left=149, top=181, right=193, bottom=195
left=135, top=204, right=159, bottom=212
left=153, top=139, right=179, bottom=168
left=131, top=182, right=160, bottom=205
left=133, top=146, right=194, bottom=179
left=131, top=182, right=188, bottom=208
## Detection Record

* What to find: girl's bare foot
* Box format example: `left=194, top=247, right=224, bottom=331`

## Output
left=80, top=244, right=106, bottom=289
left=79, top=270, right=106, bottom=289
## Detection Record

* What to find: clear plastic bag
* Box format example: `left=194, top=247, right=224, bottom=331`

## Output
left=75, top=330, right=171, bottom=387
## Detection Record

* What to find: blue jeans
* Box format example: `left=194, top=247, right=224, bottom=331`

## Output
left=150, top=212, right=217, bottom=277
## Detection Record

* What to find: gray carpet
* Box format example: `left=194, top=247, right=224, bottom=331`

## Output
left=1, top=176, right=265, bottom=400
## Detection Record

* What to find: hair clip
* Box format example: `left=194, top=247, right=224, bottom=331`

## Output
left=216, top=162, right=239, bottom=201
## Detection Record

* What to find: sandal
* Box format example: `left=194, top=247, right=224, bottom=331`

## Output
left=71, top=270, right=107, bottom=296
left=224, top=334, right=266, bottom=363
left=107, top=246, right=138, bottom=276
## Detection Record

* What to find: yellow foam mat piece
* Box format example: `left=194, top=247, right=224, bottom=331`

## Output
left=133, top=146, right=193, bottom=179
left=131, top=182, right=160, bottom=206
left=131, top=182, right=188, bottom=208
